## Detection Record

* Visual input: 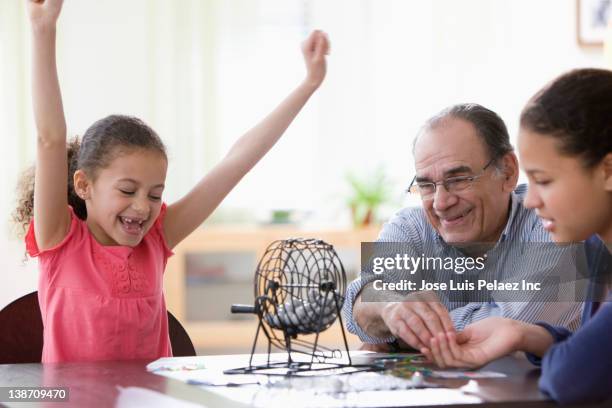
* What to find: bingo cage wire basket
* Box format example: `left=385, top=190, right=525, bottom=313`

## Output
left=225, top=238, right=375, bottom=376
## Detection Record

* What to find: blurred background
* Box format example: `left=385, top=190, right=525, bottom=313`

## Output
left=1, top=0, right=610, bottom=354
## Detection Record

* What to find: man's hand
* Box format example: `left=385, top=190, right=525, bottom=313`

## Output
left=423, top=317, right=523, bottom=368
left=379, top=290, right=454, bottom=350
left=27, top=0, right=64, bottom=29
left=301, top=30, right=329, bottom=89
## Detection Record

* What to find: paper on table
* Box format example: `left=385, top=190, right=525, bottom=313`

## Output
left=211, top=387, right=483, bottom=407
left=115, top=386, right=206, bottom=408
left=149, top=358, right=265, bottom=387
left=152, top=366, right=481, bottom=407
left=147, top=354, right=483, bottom=407
left=159, top=369, right=264, bottom=387
left=146, top=356, right=207, bottom=372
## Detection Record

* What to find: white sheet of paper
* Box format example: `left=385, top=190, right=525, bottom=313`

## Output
left=147, top=354, right=484, bottom=407
left=115, top=386, right=206, bottom=408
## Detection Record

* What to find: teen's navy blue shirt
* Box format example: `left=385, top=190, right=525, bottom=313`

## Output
left=529, top=235, right=612, bottom=405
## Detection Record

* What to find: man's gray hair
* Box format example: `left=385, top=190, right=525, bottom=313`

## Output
left=414, top=103, right=514, bottom=166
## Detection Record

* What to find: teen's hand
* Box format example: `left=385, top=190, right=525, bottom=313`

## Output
left=301, top=30, right=329, bottom=89
left=27, top=0, right=64, bottom=29
left=423, top=317, right=522, bottom=368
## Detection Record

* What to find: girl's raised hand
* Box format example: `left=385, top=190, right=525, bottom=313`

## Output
left=27, top=0, right=64, bottom=28
left=301, top=30, right=329, bottom=89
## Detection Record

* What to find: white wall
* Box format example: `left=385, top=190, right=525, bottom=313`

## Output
left=0, top=0, right=605, bottom=308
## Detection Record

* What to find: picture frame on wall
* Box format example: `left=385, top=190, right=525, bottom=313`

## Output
left=577, top=0, right=611, bottom=46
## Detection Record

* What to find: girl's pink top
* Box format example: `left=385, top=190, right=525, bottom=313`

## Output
left=25, top=204, right=174, bottom=363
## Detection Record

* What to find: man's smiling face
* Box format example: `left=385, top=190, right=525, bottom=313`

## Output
left=413, top=117, right=515, bottom=244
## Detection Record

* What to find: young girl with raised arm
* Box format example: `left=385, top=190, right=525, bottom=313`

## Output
left=17, top=0, right=329, bottom=363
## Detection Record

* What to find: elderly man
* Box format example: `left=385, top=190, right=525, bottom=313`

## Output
left=343, top=103, right=584, bottom=351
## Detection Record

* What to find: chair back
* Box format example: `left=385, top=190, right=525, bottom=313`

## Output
left=0, top=292, right=43, bottom=363
left=168, top=311, right=196, bottom=357
left=0, top=291, right=195, bottom=363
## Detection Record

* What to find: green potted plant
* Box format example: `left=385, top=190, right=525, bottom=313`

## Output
left=346, top=167, right=392, bottom=227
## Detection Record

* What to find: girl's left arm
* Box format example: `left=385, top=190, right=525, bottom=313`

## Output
left=164, top=30, right=329, bottom=249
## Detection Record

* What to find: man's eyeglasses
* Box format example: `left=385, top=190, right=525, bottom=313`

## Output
left=407, top=157, right=497, bottom=199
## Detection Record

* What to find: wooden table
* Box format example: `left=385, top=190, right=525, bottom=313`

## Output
left=0, top=352, right=607, bottom=407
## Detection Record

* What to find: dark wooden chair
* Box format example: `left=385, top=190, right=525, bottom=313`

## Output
left=0, top=291, right=195, bottom=364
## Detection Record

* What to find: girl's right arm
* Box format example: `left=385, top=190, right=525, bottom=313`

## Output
left=28, top=0, right=71, bottom=250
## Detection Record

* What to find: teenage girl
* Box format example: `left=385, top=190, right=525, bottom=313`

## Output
left=421, top=68, right=612, bottom=404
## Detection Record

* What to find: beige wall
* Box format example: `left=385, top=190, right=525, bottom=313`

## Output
left=0, top=0, right=606, bottom=308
